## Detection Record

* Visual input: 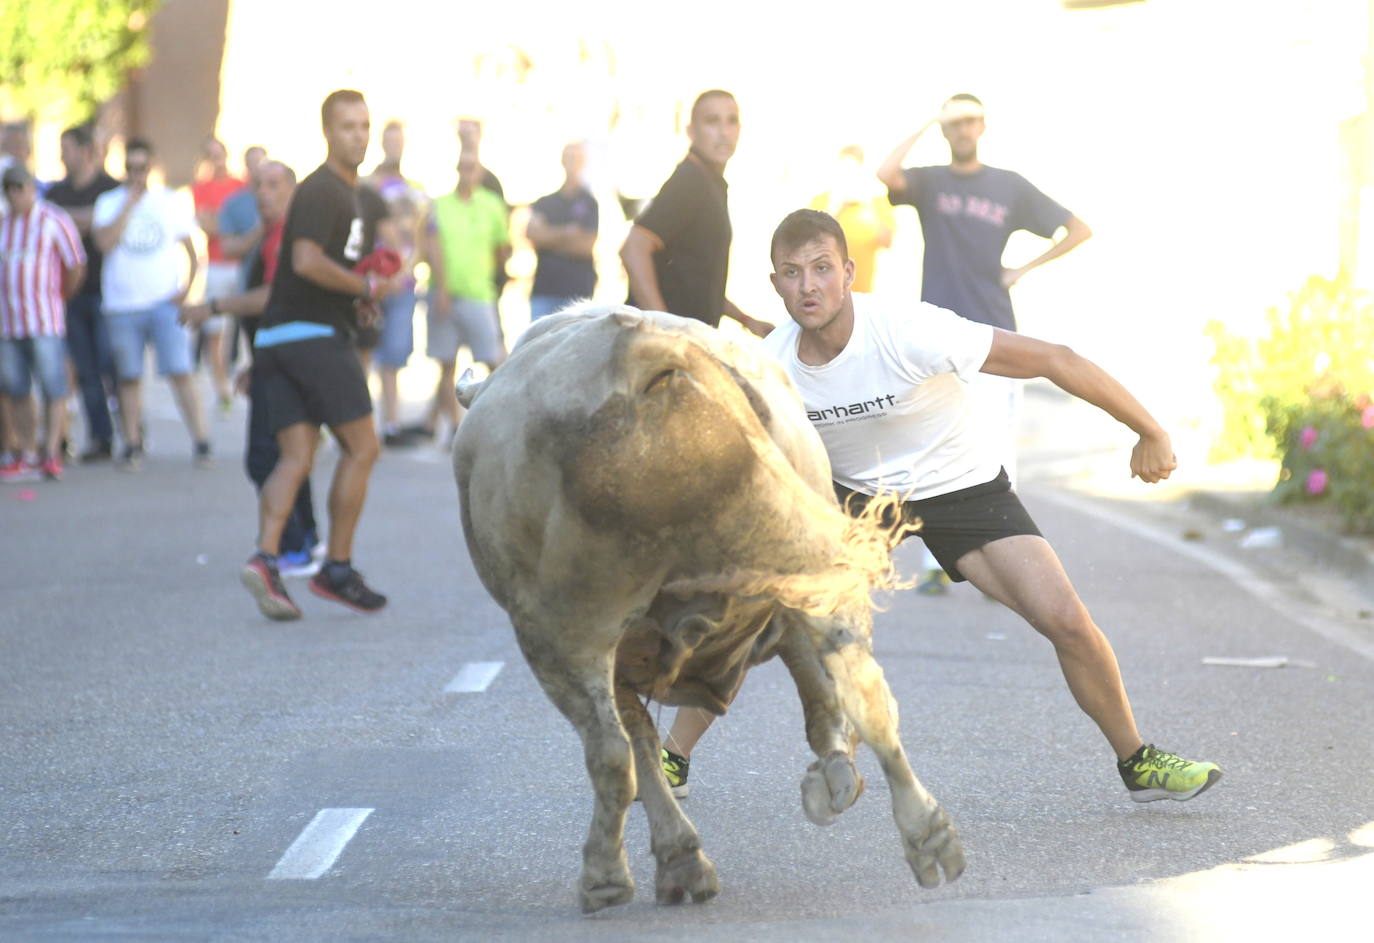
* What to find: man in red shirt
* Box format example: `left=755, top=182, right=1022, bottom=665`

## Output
left=192, top=136, right=247, bottom=410
left=181, top=161, right=320, bottom=575
left=0, top=165, right=86, bottom=481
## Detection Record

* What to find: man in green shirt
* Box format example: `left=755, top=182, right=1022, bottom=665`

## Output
left=419, top=149, right=510, bottom=441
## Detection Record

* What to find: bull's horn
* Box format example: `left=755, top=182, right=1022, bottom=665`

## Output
left=456, top=368, right=484, bottom=408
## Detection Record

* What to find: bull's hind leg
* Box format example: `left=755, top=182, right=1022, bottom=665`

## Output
left=615, top=688, right=719, bottom=905
left=775, top=617, right=865, bottom=826
left=514, top=621, right=636, bottom=913
left=808, top=613, right=966, bottom=888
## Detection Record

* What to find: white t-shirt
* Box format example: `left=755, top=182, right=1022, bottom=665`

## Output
left=759, top=293, right=1000, bottom=501
left=92, top=185, right=193, bottom=312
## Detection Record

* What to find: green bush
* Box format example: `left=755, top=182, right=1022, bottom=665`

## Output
left=1206, top=273, right=1374, bottom=533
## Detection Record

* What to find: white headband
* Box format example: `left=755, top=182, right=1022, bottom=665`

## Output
left=939, top=99, right=985, bottom=123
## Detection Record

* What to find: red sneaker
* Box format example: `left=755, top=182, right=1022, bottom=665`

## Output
left=0, top=457, right=40, bottom=483
left=41, top=456, right=63, bottom=481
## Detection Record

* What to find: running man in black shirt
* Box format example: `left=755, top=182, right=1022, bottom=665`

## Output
left=620, top=90, right=772, bottom=337
left=240, top=89, right=399, bottom=621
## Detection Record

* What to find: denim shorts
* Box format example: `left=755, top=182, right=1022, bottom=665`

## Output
left=0, top=335, right=69, bottom=399
left=374, top=289, right=417, bottom=368
left=106, top=300, right=193, bottom=380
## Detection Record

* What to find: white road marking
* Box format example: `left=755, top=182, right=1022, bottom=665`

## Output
left=445, top=661, right=504, bottom=693
left=268, top=808, right=374, bottom=880
left=1032, top=489, right=1374, bottom=664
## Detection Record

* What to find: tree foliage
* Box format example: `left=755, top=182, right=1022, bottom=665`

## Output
left=0, top=0, right=163, bottom=124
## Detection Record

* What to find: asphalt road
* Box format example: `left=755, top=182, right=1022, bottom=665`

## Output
left=2, top=378, right=1372, bottom=942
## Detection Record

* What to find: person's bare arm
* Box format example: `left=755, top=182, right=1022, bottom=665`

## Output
left=195, top=207, right=220, bottom=239
left=180, top=284, right=271, bottom=327
left=64, top=205, right=96, bottom=235
left=620, top=224, right=667, bottom=311
left=1001, top=215, right=1093, bottom=289
left=980, top=329, right=1175, bottom=482
left=876, top=119, right=939, bottom=194
left=176, top=237, right=199, bottom=307
left=60, top=261, right=86, bottom=301
left=721, top=299, right=773, bottom=338
left=93, top=188, right=141, bottom=254
left=219, top=223, right=263, bottom=261
left=528, top=211, right=596, bottom=259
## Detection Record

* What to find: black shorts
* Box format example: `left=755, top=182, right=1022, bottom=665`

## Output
left=254, top=334, right=372, bottom=434
left=834, top=468, right=1042, bottom=582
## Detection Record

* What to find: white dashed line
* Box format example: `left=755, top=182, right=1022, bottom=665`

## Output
left=268, top=807, right=374, bottom=880
left=445, top=661, right=504, bottom=693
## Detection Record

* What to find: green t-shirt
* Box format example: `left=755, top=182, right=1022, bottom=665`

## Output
left=430, top=188, right=509, bottom=301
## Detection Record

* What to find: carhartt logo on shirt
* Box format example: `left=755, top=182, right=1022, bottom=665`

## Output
left=807, top=393, right=897, bottom=424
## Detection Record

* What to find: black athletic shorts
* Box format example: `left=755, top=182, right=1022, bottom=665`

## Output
left=254, top=334, right=373, bottom=434
left=834, top=468, right=1042, bottom=582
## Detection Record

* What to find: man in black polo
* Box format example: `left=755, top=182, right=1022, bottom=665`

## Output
left=45, top=124, right=120, bottom=462
left=620, top=89, right=771, bottom=337
left=239, top=89, right=398, bottom=621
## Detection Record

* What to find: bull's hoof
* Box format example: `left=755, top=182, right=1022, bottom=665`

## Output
left=903, top=807, right=966, bottom=888
left=579, top=868, right=635, bottom=913
left=655, top=848, right=719, bottom=906
left=801, top=751, right=865, bottom=826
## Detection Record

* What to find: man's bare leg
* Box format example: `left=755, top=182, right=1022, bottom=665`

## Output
left=258, top=422, right=319, bottom=555
left=954, top=535, right=1142, bottom=760
left=323, top=414, right=381, bottom=561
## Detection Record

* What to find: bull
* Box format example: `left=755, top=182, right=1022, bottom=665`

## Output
left=453, top=304, right=964, bottom=912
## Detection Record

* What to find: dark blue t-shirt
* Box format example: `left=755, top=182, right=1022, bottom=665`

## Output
left=529, top=186, right=598, bottom=298
left=892, top=165, right=1069, bottom=331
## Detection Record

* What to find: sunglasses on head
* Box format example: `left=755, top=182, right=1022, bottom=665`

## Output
left=126, top=163, right=149, bottom=173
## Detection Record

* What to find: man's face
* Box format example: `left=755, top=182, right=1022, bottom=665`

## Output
left=687, top=95, right=740, bottom=168
left=254, top=163, right=294, bottom=223
left=3, top=178, right=35, bottom=215
left=941, top=116, right=984, bottom=162
left=243, top=147, right=267, bottom=178
left=769, top=235, right=854, bottom=331
left=60, top=135, right=89, bottom=175
left=457, top=119, right=482, bottom=151
left=561, top=143, right=585, bottom=180
left=382, top=126, right=404, bottom=164
left=124, top=149, right=152, bottom=188
left=203, top=139, right=227, bottom=170
left=457, top=151, right=481, bottom=187
left=324, top=101, right=371, bottom=171
left=2, top=126, right=31, bottom=161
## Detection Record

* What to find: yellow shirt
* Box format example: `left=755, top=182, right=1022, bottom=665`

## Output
left=809, top=193, right=895, bottom=294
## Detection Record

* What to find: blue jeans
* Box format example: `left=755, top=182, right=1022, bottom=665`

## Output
left=246, top=363, right=317, bottom=556
left=64, top=293, right=115, bottom=444
left=374, top=289, right=417, bottom=368
left=0, top=335, right=69, bottom=399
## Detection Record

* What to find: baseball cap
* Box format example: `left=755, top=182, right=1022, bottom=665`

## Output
left=2, top=163, right=34, bottom=188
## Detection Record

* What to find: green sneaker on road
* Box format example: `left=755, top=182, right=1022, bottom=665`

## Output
left=662, top=748, right=690, bottom=798
left=1119, top=744, right=1221, bottom=802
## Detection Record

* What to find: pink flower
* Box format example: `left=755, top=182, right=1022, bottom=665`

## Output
left=1306, top=469, right=1328, bottom=495
left=1362, top=405, right=1374, bottom=429
left=1299, top=426, right=1319, bottom=450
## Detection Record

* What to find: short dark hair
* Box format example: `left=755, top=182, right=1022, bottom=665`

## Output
left=770, top=209, right=848, bottom=266
left=321, top=89, right=366, bottom=129
left=260, top=160, right=297, bottom=185
left=690, top=89, right=736, bottom=124
left=125, top=137, right=153, bottom=159
left=61, top=124, right=94, bottom=149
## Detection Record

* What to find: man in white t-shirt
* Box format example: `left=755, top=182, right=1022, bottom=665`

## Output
left=660, top=209, right=1220, bottom=806
left=93, top=138, right=210, bottom=470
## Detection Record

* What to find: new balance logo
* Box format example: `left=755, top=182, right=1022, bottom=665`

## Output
left=1144, top=771, right=1170, bottom=789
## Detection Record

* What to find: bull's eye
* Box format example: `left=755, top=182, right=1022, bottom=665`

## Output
left=644, top=369, right=682, bottom=393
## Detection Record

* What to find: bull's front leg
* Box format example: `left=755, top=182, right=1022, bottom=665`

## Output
left=775, top=616, right=865, bottom=826
left=615, top=687, right=719, bottom=905
left=514, top=622, right=636, bottom=913
left=807, top=612, right=966, bottom=888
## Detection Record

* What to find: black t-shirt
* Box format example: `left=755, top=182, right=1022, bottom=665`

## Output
left=530, top=186, right=598, bottom=298
left=44, top=170, right=120, bottom=297
left=261, top=163, right=388, bottom=334
left=631, top=153, right=730, bottom=327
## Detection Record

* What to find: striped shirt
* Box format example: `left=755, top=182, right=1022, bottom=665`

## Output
left=0, top=200, right=85, bottom=338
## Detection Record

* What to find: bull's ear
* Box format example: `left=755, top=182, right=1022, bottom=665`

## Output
left=456, top=368, right=484, bottom=408
left=724, top=364, right=771, bottom=429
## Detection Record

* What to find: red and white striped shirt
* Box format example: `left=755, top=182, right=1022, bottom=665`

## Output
left=0, top=200, right=85, bottom=339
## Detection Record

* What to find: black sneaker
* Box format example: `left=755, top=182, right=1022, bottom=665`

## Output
left=310, top=563, right=387, bottom=613
left=193, top=440, right=214, bottom=468
left=118, top=444, right=144, bottom=472
left=382, top=428, right=417, bottom=448
left=79, top=441, right=113, bottom=463
left=240, top=552, right=302, bottom=621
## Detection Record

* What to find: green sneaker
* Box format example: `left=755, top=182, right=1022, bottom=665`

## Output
left=1119, top=744, right=1221, bottom=802
left=662, top=748, right=690, bottom=798
left=916, top=568, right=950, bottom=596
